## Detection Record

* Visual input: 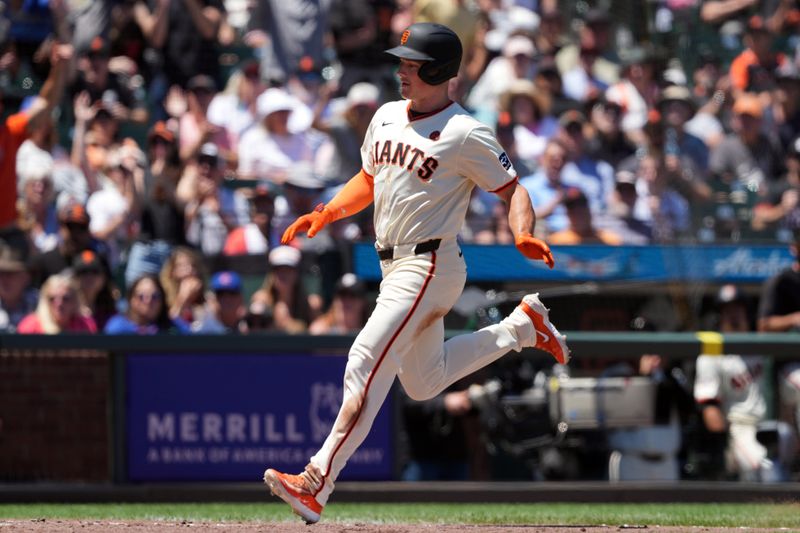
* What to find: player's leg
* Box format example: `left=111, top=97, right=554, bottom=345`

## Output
left=728, top=422, right=769, bottom=481
left=399, top=293, right=569, bottom=401
left=265, top=252, right=449, bottom=519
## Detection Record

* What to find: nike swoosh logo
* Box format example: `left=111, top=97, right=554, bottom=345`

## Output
left=382, top=121, right=393, bottom=126
left=536, top=330, right=550, bottom=343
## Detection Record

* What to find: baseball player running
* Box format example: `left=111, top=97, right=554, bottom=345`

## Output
left=264, top=22, right=569, bottom=524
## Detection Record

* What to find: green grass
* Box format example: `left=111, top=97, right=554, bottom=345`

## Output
left=1, top=503, right=800, bottom=528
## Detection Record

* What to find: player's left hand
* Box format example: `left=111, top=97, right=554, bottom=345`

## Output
left=515, top=233, right=554, bottom=269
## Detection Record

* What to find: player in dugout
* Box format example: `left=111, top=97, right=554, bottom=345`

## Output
left=264, top=23, right=570, bottom=524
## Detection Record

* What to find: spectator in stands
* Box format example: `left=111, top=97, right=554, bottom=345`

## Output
left=245, top=300, right=274, bottom=332
left=104, top=273, right=190, bottom=334
left=207, top=60, right=264, bottom=153
left=309, top=273, right=368, bottom=335
left=600, top=171, right=653, bottom=245
left=16, top=149, right=58, bottom=253
left=773, top=65, right=800, bottom=150
left=193, top=270, right=248, bottom=333
left=246, top=0, right=330, bottom=85
left=237, top=87, right=316, bottom=184
left=557, top=110, right=615, bottom=214
left=605, top=46, right=661, bottom=146
left=312, top=82, right=380, bottom=186
left=28, top=202, right=105, bottom=288
left=250, top=245, right=315, bottom=334
left=184, top=142, right=250, bottom=256
left=160, top=245, right=207, bottom=325
left=534, top=9, right=566, bottom=58
left=16, top=96, right=73, bottom=210
left=497, top=79, right=558, bottom=171
left=729, top=15, right=788, bottom=97
left=466, top=35, right=538, bottom=122
left=562, top=44, right=609, bottom=103
left=685, top=53, right=730, bottom=151
left=555, top=7, right=619, bottom=89
left=758, top=227, right=800, bottom=332
left=548, top=188, right=623, bottom=245
left=532, top=55, right=578, bottom=119
left=132, top=0, right=224, bottom=91
left=72, top=249, right=118, bottom=331
left=17, top=272, right=97, bottom=334
left=223, top=184, right=276, bottom=256
left=62, top=0, right=115, bottom=56
left=68, top=36, right=148, bottom=125
left=752, top=136, right=800, bottom=234
left=520, top=139, right=573, bottom=236
left=1, top=41, right=70, bottom=257
left=178, top=74, right=231, bottom=164
left=584, top=96, right=636, bottom=168
left=710, top=93, right=784, bottom=191
left=70, top=93, right=114, bottom=197
left=658, top=85, right=710, bottom=174
left=328, top=0, right=397, bottom=96
left=629, top=153, right=691, bottom=242
left=0, top=242, right=37, bottom=332
left=86, top=143, right=144, bottom=268
left=140, top=121, right=186, bottom=246
left=699, top=0, right=759, bottom=28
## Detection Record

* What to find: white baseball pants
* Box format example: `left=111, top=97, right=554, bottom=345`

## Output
left=309, top=238, right=527, bottom=505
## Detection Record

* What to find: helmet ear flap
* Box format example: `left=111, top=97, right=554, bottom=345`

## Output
left=418, top=58, right=460, bottom=85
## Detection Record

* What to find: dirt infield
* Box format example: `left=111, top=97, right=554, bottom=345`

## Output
left=0, top=520, right=789, bottom=532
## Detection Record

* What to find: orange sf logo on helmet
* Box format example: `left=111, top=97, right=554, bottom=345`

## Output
left=401, top=30, right=410, bottom=45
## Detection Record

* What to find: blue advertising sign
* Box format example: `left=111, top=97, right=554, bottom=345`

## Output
left=127, top=353, right=393, bottom=481
left=354, top=243, right=793, bottom=283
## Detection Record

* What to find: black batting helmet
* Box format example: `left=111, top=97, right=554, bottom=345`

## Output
left=385, top=23, right=463, bottom=85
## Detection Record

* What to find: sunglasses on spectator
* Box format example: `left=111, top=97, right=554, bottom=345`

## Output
left=198, top=155, right=218, bottom=167
left=135, top=291, right=162, bottom=303
left=48, top=294, right=74, bottom=304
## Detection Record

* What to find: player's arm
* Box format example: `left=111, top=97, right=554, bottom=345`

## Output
left=496, top=183, right=555, bottom=269
left=757, top=311, right=800, bottom=332
left=281, top=169, right=374, bottom=243
left=700, top=402, right=727, bottom=433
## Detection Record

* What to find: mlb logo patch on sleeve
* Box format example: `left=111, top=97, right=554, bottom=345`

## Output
left=498, top=151, right=512, bottom=170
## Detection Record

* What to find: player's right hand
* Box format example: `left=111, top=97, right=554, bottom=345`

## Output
left=281, top=204, right=334, bottom=243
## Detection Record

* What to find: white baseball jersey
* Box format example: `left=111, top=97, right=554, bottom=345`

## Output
left=304, top=99, right=536, bottom=508
left=694, top=354, right=766, bottom=425
left=361, top=100, right=517, bottom=247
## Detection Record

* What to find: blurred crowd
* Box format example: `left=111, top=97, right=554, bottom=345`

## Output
left=1, top=0, right=800, bottom=336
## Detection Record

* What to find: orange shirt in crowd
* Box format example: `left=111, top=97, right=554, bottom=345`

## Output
left=0, top=112, right=30, bottom=228
left=729, top=49, right=787, bottom=92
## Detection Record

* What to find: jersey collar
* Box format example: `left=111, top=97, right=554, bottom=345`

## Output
left=406, top=100, right=455, bottom=122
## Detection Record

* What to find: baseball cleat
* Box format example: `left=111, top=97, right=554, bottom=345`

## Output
left=516, top=293, right=570, bottom=364
left=263, top=468, right=323, bottom=524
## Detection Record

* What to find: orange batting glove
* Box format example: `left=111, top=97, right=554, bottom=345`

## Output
left=515, top=233, right=555, bottom=269
left=281, top=204, right=335, bottom=243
